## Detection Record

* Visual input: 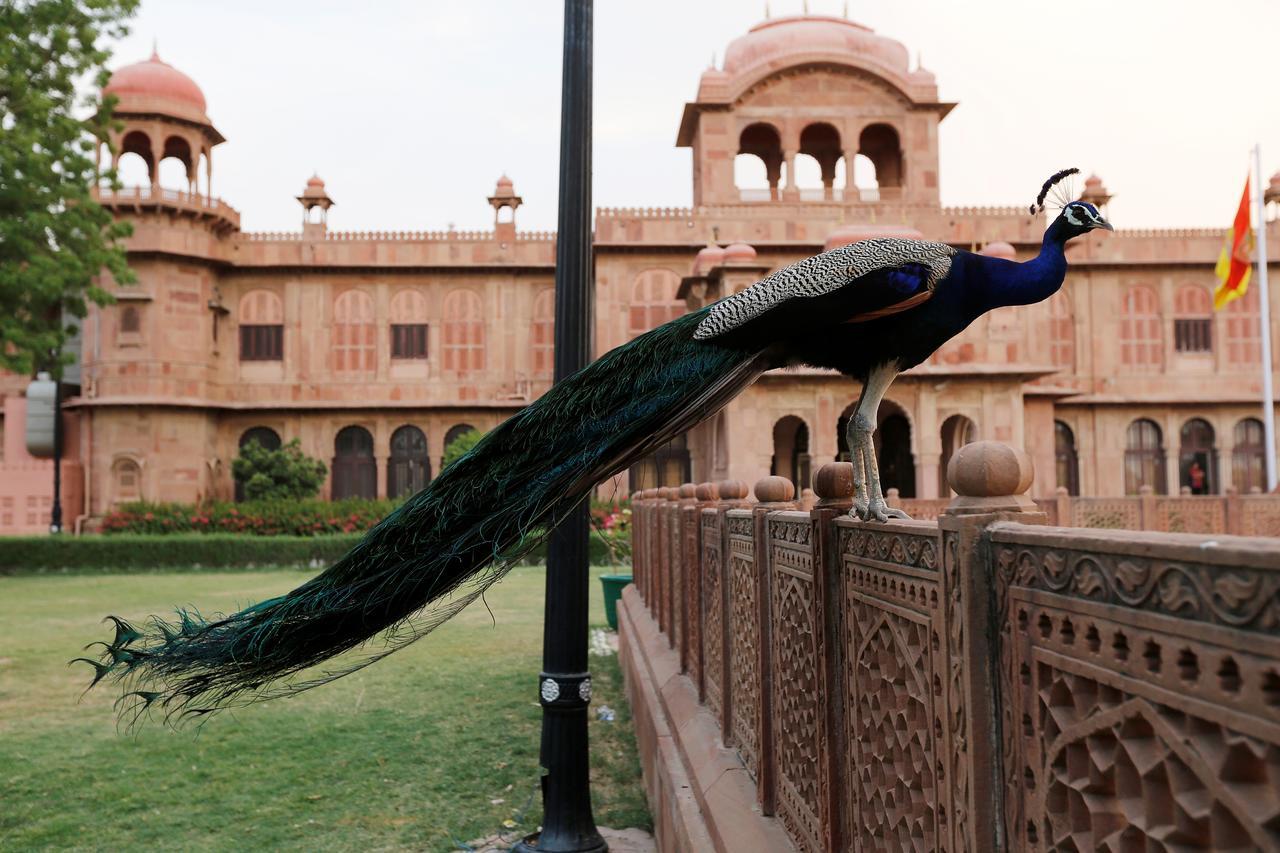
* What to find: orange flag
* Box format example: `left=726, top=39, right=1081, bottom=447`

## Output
left=1214, top=176, right=1254, bottom=309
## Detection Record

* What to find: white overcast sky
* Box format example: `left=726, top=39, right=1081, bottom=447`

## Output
left=104, top=0, right=1280, bottom=234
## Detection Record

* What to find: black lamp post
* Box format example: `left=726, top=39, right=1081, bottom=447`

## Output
left=513, top=2, right=606, bottom=851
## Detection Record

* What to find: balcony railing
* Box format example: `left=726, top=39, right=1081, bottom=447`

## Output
left=93, top=186, right=240, bottom=231
left=624, top=442, right=1280, bottom=851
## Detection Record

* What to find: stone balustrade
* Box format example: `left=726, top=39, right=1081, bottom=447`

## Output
left=620, top=441, right=1280, bottom=852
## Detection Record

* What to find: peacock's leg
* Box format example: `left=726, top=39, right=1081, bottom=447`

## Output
left=846, top=413, right=869, bottom=518
left=848, top=363, right=911, bottom=523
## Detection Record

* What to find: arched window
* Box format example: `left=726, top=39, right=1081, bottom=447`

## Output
left=770, top=416, right=811, bottom=491
left=1173, top=285, right=1212, bottom=353
left=939, top=415, right=977, bottom=496
left=334, top=290, right=376, bottom=374
left=442, top=290, right=485, bottom=374
left=1055, top=421, right=1080, bottom=496
left=118, top=130, right=154, bottom=186
left=239, top=290, right=283, bottom=361
left=235, top=427, right=282, bottom=501
left=531, top=288, right=555, bottom=378
left=1178, top=418, right=1217, bottom=494
left=1048, top=291, right=1074, bottom=370
left=628, top=269, right=684, bottom=338
left=1233, top=417, right=1267, bottom=493
left=388, top=425, right=430, bottom=498
left=629, top=433, right=691, bottom=492
left=735, top=122, right=783, bottom=201
left=390, top=290, right=429, bottom=360
left=1119, top=286, right=1163, bottom=371
left=1225, top=288, right=1262, bottom=366
left=836, top=400, right=915, bottom=498
left=858, top=124, right=903, bottom=189
left=797, top=122, right=841, bottom=200
left=332, top=426, right=376, bottom=499
left=112, top=458, right=142, bottom=505
left=1124, top=419, right=1166, bottom=495
left=158, top=135, right=193, bottom=191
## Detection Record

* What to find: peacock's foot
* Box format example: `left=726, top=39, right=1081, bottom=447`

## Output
left=865, top=497, right=912, bottom=523
left=850, top=497, right=870, bottom=520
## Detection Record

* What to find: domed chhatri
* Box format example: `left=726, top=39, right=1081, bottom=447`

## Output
left=980, top=241, right=1017, bottom=261
left=693, top=243, right=727, bottom=274
left=104, top=49, right=209, bottom=122
left=723, top=242, right=758, bottom=263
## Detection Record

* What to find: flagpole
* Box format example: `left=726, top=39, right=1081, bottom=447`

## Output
left=1255, top=143, right=1278, bottom=491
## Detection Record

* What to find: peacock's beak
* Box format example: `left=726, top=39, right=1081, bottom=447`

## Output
left=1096, top=217, right=1114, bottom=232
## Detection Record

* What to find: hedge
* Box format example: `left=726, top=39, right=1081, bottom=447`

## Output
left=0, top=531, right=631, bottom=574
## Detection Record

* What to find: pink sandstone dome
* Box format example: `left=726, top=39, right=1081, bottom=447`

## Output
left=693, top=244, right=727, bottom=274
left=980, top=241, right=1017, bottom=261
left=720, top=15, right=934, bottom=89
left=105, top=50, right=207, bottom=115
left=723, top=242, right=757, bottom=262
left=824, top=224, right=923, bottom=252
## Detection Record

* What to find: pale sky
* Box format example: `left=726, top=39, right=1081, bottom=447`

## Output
left=104, top=0, right=1280, bottom=234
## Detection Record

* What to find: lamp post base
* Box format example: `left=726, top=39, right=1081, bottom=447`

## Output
left=511, top=832, right=608, bottom=853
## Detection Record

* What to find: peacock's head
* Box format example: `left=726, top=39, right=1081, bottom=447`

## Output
left=1031, top=168, right=1114, bottom=241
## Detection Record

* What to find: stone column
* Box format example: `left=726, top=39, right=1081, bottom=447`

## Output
left=782, top=151, right=799, bottom=202
left=937, top=441, right=1045, bottom=852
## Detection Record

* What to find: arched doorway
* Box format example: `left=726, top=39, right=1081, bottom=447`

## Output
left=836, top=400, right=916, bottom=498
left=770, top=416, right=811, bottom=492
left=1233, top=418, right=1266, bottom=493
left=333, top=426, right=376, bottom=500
left=1124, top=419, right=1166, bottom=495
left=1055, top=421, right=1080, bottom=496
left=1179, top=418, right=1217, bottom=495
left=938, top=415, right=976, bottom=496
left=442, top=423, right=478, bottom=469
left=235, top=426, right=282, bottom=502
left=388, top=425, right=430, bottom=498
left=629, top=434, right=691, bottom=492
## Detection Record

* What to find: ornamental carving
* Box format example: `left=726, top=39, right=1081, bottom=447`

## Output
left=729, top=543, right=761, bottom=776
left=838, top=524, right=939, bottom=574
left=943, top=531, right=969, bottom=850
left=993, top=544, right=1280, bottom=631
left=683, top=507, right=702, bottom=687
left=772, top=568, right=821, bottom=851
left=702, top=511, right=725, bottom=719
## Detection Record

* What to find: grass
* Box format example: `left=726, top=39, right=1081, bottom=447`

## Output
left=0, top=565, right=648, bottom=851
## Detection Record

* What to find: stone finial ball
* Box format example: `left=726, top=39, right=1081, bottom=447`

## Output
left=695, top=482, right=720, bottom=501
left=813, top=462, right=855, bottom=500
left=754, top=475, right=795, bottom=503
left=678, top=483, right=697, bottom=499
left=717, top=479, right=749, bottom=499
left=947, top=441, right=1033, bottom=498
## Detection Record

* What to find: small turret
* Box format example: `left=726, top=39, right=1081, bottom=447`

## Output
left=297, top=174, right=335, bottom=238
left=488, top=175, right=523, bottom=244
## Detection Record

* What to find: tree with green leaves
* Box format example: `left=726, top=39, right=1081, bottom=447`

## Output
left=232, top=438, right=328, bottom=501
left=0, top=0, right=139, bottom=378
left=442, top=428, right=485, bottom=470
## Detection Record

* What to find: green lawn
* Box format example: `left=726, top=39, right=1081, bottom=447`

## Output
left=0, top=565, right=648, bottom=851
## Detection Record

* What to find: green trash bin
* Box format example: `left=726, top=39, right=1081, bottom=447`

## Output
left=599, top=573, right=633, bottom=630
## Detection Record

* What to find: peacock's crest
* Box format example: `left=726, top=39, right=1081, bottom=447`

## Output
left=1030, top=167, right=1080, bottom=215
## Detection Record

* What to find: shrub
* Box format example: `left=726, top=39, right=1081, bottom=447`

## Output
left=441, top=428, right=485, bottom=470
left=101, top=497, right=402, bottom=536
left=0, top=533, right=365, bottom=574
left=232, top=438, right=328, bottom=500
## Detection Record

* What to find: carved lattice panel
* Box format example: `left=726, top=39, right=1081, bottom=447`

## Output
left=1155, top=497, right=1226, bottom=534
left=702, top=509, right=725, bottom=718
left=656, top=503, right=669, bottom=633
left=1242, top=497, right=1280, bottom=537
left=769, top=515, right=821, bottom=851
left=727, top=509, right=761, bottom=775
left=669, top=504, right=684, bottom=657
left=1072, top=498, right=1142, bottom=530
left=838, top=520, right=946, bottom=853
left=682, top=504, right=702, bottom=686
left=994, top=535, right=1280, bottom=852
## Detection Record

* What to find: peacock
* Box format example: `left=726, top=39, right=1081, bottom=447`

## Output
left=79, top=168, right=1112, bottom=722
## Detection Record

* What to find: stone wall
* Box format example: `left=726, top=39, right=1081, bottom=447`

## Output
left=621, top=442, right=1280, bottom=851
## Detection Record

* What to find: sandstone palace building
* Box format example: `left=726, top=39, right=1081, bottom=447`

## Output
left=3, top=13, right=1279, bottom=533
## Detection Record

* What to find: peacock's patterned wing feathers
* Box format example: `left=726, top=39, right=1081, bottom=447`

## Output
left=692, top=237, right=956, bottom=340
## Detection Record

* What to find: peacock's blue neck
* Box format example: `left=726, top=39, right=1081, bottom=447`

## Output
left=976, top=225, right=1069, bottom=310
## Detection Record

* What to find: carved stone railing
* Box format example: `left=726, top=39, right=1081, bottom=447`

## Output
left=625, top=441, right=1280, bottom=852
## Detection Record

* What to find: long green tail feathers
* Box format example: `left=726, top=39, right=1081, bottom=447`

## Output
left=80, top=308, right=766, bottom=725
